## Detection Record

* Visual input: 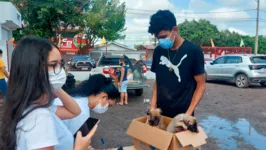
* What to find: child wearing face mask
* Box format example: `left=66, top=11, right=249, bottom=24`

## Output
left=53, top=74, right=119, bottom=136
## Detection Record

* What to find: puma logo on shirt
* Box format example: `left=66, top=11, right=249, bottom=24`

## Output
left=159, top=54, right=188, bottom=82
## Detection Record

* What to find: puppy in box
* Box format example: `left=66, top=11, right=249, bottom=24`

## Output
left=146, top=107, right=166, bottom=130
left=166, top=113, right=199, bottom=133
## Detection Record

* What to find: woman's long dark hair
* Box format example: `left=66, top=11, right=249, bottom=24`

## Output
left=0, top=37, right=54, bottom=150
left=67, top=74, right=119, bottom=99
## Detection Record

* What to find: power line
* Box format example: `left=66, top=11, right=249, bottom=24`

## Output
left=260, top=10, right=266, bottom=12
left=127, top=8, right=256, bottom=14
left=127, top=12, right=257, bottom=21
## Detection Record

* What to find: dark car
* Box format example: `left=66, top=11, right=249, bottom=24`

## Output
left=69, top=55, right=96, bottom=69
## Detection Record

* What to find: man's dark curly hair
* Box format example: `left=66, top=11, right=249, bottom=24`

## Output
left=148, top=10, right=176, bottom=36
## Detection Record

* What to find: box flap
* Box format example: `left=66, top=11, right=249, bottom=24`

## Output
left=126, top=117, right=173, bottom=150
left=175, top=126, right=208, bottom=148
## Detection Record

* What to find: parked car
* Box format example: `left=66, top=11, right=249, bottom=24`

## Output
left=68, top=55, right=96, bottom=69
left=91, top=55, right=149, bottom=96
left=205, top=54, right=266, bottom=88
left=204, top=58, right=213, bottom=65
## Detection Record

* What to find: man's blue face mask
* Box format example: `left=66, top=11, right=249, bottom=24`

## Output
left=158, top=37, right=174, bottom=49
left=158, top=31, right=175, bottom=49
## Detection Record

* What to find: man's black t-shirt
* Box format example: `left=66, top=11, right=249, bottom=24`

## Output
left=151, top=40, right=205, bottom=118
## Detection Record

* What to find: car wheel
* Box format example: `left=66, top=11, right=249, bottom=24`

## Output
left=135, top=89, right=143, bottom=96
left=260, top=82, right=266, bottom=87
left=235, top=74, right=249, bottom=88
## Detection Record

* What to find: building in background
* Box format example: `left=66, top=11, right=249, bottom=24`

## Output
left=0, top=2, right=22, bottom=71
left=135, top=45, right=156, bottom=60
left=92, top=42, right=145, bottom=60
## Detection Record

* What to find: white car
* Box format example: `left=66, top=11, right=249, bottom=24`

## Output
left=205, top=54, right=266, bottom=88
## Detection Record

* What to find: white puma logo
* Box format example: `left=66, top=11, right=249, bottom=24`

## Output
left=159, top=54, right=188, bottom=82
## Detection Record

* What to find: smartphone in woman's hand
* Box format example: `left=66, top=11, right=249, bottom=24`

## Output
left=74, top=120, right=100, bottom=150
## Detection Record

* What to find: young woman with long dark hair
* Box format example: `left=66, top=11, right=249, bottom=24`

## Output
left=0, top=37, right=97, bottom=150
left=53, top=74, right=119, bottom=136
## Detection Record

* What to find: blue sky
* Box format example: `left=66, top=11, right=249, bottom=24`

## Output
left=117, top=0, right=266, bottom=48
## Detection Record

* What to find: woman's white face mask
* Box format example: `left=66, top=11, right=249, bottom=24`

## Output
left=92, top=96, right=109, bottom=114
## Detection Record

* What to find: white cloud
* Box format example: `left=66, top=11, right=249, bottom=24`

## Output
left=121, top=0, right=175, bottom=10
left=228, top=27, right=248, bottom=35
left=118, top=0, right=263, bottom=47
left=125, top=20, right=147, bottom=33
left=120, top=0, right=177, bottom=47
left=210, top=8, right=250, bottom=20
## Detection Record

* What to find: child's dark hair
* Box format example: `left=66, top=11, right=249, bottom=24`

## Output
left=148, top=10, right=176, bottom=36
left=0, top=49, right=2, bottom=54
left=68, top=74, right=119, bottom=99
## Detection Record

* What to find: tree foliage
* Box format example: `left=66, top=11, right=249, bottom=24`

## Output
left=83, top=0, right=126, bottom=46
left=11, top=0, right=126, bottom=49
left=12, top=0, right=86, bottom=40
left=178, top=19, right=266, bottom=54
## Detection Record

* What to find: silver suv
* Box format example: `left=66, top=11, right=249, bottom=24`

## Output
left=205, top=54, right=266, bottom=88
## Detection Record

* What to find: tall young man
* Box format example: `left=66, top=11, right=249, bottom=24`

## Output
left=117, top=58, right=128, bottom=105
left=148, top=10, right=206, bottom=118
left=0, top=49, right=9, bottom=102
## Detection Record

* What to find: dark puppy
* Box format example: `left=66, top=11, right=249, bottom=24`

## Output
left=166, top=113, right=198, bottom=133
left=146, top=107, right=166, bottom=130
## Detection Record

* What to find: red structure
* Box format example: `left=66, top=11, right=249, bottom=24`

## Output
left=201, top=46, right=252, bottom=59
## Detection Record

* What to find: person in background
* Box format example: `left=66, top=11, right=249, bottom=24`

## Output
left=148, top=10, right=206, bottom=118
left=53, top=74, right=119, bottom=137
left=0, top=37, right=96, bottom=150
left=0, top=49, right=9, bottom=103
left=117, top=58, right=128, bottom=106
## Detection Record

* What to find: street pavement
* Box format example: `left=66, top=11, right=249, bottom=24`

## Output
left=91, top=80, right=266, bottom=150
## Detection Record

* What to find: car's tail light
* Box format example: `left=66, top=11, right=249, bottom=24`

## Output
left=102, top=67, right=110, bottom=74
left=142, top=65, right=147, bottom=73
left=204, top=61, right=206, bottom=64
left=249, top=65, right=266, bottom=70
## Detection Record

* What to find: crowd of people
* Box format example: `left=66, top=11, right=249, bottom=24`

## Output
left=0, top=9, right=205, bottom=150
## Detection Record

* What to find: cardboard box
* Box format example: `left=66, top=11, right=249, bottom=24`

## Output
left=126, top=116, right=208, bottom=150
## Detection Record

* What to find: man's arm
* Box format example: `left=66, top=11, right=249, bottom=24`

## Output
left=151, top=81, right=157, bottom=108
left=186, top=74, right=206, bottom=115
left=1, top=67, right=9, bottom=79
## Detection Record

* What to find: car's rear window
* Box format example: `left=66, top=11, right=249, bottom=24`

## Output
left=250, top=56, right=266, bottom=63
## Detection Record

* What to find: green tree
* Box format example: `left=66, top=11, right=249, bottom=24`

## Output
left=83, top=0, right=126, bottom=47
left=11, top=0, right=87, bottom=41
left=178, top=19, right=219, bottom=46
left=178, top=19, right=266, bottom=54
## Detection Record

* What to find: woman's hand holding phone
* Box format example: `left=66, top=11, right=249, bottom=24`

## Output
left=74, top=120, right=100, bottom=150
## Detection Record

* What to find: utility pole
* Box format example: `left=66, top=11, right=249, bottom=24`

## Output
left=255, top=0, right=260, bottom=54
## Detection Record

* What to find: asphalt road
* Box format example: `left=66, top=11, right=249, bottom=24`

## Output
left=91, top=80, right=266, bottom=150
left=1, top=80, right=266, bottom=150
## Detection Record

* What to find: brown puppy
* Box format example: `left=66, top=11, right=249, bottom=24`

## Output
left=146, top=107, right=166, bottom=130
left=166, top=113, right=198, bottom=133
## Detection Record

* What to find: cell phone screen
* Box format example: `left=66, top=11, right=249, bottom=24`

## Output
left=86, top=117, right=99, bottom=131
